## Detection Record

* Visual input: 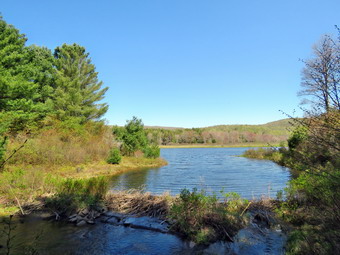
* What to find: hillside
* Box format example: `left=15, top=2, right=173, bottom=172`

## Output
left=203, top=119, right=292, bottom=136
left=145, top=119, right=292, bottom=146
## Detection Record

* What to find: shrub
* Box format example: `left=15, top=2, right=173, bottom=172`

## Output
left=170, top=188, right=245, bottom=244
left=5, top=126, right=113, bottom=166
left=287, top=126, right=308, bottom=151
left=107, top=148, right=121, bottom=164
left=46, top=177, right=109, bottom=214
left=143, top=144, right=160, bottom=158
left=242, top=147, right=284, bottom=165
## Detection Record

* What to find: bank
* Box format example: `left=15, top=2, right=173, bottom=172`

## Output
left=0, top=156, right=167, bottom=217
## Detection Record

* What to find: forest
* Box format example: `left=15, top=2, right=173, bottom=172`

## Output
left=145, top=119, right=290, bottom=146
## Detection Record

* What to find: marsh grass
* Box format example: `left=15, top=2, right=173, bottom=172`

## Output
left=242, top=147, right=285, bottom=164
left=45, top=177, right=109, bottom=215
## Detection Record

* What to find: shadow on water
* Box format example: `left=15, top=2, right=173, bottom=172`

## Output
left=0, top=213, right=287, bottom=255
left=0, top=214, right=191, bottom=255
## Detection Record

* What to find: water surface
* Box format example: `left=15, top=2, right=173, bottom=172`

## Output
left=111, top=148, right=290, bottom=199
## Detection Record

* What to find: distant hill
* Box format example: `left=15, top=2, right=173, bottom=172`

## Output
left=145, top=119, right=292, bottom=146
left=203, top=119, right=292, bottom=136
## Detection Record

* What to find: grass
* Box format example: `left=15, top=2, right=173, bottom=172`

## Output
left=160, top=142, right=282, bottom=149
left=0, top=157, right=167, bottom=216
left=0, top=125, right=167, bottom=217
left=242, top=147, right=285, bottom=164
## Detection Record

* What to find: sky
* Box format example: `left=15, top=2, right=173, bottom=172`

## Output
left=1, top=0, right=339, bottom=128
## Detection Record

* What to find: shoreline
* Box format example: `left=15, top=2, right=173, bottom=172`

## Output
left=160, top=143, right=281, bottom=149
left=0, top=157, right=168, bottom=217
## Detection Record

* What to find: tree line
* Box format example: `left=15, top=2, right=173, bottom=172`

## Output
left=145, top=124, right=289, bottom=145
left=0, top=16, right=108, bottom=132
left=0, top=16, right=108, bottom=165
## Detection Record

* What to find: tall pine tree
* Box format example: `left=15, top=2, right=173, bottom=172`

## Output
left=0, top=16, right=54, bottom=132
left=53, top=43, right=108, bottom=123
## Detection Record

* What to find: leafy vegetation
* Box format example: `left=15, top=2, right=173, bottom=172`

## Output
left=46, top=177, right=109, bottom=214
left=243, top=29, right=340, bottom=254
left=113, top=116, right=161, bottom=158
left=242, top=147, right=285, bottom=164
left=107, top=148, right=122, bottom=164
left=0, top=16, right=108, bottom=137
left=0, top=17, right=164, bottom=219
left=170, top=188, right=248, bottom=244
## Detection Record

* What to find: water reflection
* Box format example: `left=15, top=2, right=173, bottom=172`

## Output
left=0, top=214, right=190, bottom=255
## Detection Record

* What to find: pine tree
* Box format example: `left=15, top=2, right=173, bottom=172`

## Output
left=0, top=17, right=54, bottom=132
left=53, top=43, right=108, bottom=123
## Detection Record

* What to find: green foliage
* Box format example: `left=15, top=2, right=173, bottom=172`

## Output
left=107, top=148, right=121, bottom=164
left=287, top=126, right=308, bottom=151
left=170, top=188, right=245, bottom=244
left=53, top=43, right=108, bottom=123
left=0, top=17, right=56, bottom=133
left=0, top=168, right=60, bottom=204
left=0, top=16, right=109, bottom=134
left=143, top=144, right=160, bottom=158
left=46, top=177, right=109, bottom=213
left=113, top=117, right=150, bottom=157
left=274, top=111, right=340, bottom=254
left=223, top=192, right=249, bottom=213
left=242, top=147, right=285, bottom=165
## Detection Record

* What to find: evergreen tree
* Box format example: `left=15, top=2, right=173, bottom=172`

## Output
left=113, top=117, right=154, bottom=156
left=53, top=43, right=108, bottom=123
left=0, top=17, right=54, bottom=132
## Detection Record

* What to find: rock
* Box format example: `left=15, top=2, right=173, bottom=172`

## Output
left=189, top=241, right=196, bottom=248
left=103, top=211, right=125, bottom=220
left=69, top=214, right=78, bottom=219
left=79, top=208, right=89, bottom=217
left=76, top=220, right=87, bottom=227
left=87, top=220, right=95, bottom=224
left=123, top=216, right=169, bottom=233
left=68, top=217, right=78, bottom=223
left=107, top=217, right=120, bottom=225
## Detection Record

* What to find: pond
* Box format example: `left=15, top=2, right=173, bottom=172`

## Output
left=111, top=148, right=290, bottom=199
left=0, top=147, right=290, bottom=254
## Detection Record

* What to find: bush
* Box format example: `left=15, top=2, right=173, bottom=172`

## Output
left=5, top=126, right=113, bottom=166
left=287, top=126, right=308, bottom=151
left=143, top=144, right=160, bottom=158
left=242, top=147, right=284, bottom=165
left=170, top=188, right=246, bottom=244
left=46, top=177, right=109, bottom=214
left=107, top=148, right=122, bottom=164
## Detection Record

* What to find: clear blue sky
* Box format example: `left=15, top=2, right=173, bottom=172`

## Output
left=1, top=0, right=339, bottom=127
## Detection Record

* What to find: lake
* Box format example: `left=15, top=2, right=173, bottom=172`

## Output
left=0, top=147, right=290, bottom=254
left=111, top=147, right=290, bottom=199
